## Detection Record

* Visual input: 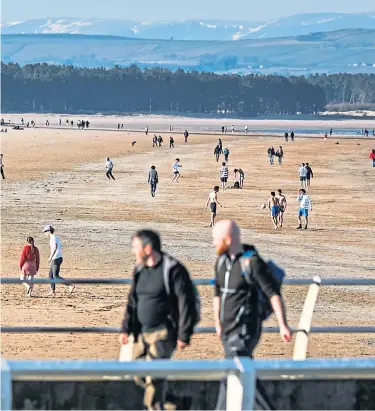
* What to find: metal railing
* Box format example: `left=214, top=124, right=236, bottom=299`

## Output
left=2, top=357, right=375, bottom=410
left=2, top=276, right=375, bottom=359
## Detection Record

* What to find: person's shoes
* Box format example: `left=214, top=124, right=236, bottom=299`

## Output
left=69, top=285, right=75, bottom=295
left=304, top=225, right=308, bottom=229
left=47, top=291, right=56, bottom=297
left=296, top=225, right=302, bottom=229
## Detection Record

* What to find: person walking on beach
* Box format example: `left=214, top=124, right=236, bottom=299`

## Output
left=298, top=163, right=307, bottom=189
left=245, top=126, right=248, bottom=134
left=0, top=154, right=5, bottom=180
left=267, top=146, right=275, bottom=165
left=221, top=126, right=225, bottom=134
left=145, top=126, right=148, bottom=136
left=324, top=132, right=328, bottom=143
left=276, top=146, right=284, bottom=165
left=105, top=157, right=115, bottom=181
left=184, top=130, right=189, bottom=143
left=19, top=237, right=40, bottom=297
left=276, top=189, right=287, bottom=227
left=172, top=158, right=182, bottom=183
left=157, top=135, right=163, bottom=147
left=223, top=147, right=230, bottom=163
left=297, top=189, right=312, bottom=229
left=214, top=145, right=221, bottom=162
left=212, top=220, right=292, bottom=410
left=169, top=136, right=175, bottom=148
left=219, top=162, right=229, bottom=191
left=152, top=135, right=158, bottom=148
left=284, top=132, right=289, bottom=142
left=290, top=131, right=295, bottom=142
left=218, top=139, right=223, bottom=154
left=268, top=191, right=280, bottom=230
left=206, top=186, right=222, bottom=227
left=148, top=166, right=159, bottom=197
left=43, top=225, right=75, bottom=296
left=369, top=149, right=375, bottom=167
left=119, top=229, right=199, bottom=411
left=305, top=163, right=313, bottom=188
left=330, top=128, right=333, bottom=136
left=231, top=125, right=234, bottom=133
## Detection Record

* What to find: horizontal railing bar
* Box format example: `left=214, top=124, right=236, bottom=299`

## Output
left=1, top=278, right=375, bottom=286
left=6, top=358, right=375, bottom=381
left=2, top=326, right=375, bottom=334
left=7, top=359, right=239, bottom=381
left=255, top=358, right=375, bottom=380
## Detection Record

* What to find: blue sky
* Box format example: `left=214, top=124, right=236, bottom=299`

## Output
left=2, top=0, right=374, bottom=22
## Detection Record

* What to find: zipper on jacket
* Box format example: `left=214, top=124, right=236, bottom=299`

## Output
left=220, top=258, right=232, bottom=323
left=235, top=305, right=245, bottom=324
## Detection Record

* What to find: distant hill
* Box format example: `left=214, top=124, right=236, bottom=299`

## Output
left=2, top=29, right=375, bottom=75
left=1, top=12, right=375, bottom=41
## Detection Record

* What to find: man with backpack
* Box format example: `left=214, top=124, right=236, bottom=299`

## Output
left=119, top=229, right=199, bottom=411
left=212, top=220, right=292, bottom=410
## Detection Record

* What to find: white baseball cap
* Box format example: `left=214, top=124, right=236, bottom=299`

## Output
left=43, top=225, right=53, bottom=233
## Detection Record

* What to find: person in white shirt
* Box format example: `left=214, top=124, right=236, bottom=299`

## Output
left=298, top=163, right=307, bottom=189
left=43, top=225, right=75, bottom=296
left=245, top=126, right=248, bottom=134
left=296, top=189, right=312, bottom=229
left=219, top=162, right=229, bottom=191
left=205, top=186, right=222, bottom=227
left=231, top=125, right=234, bottom=133
left=172, top=158, right=182, bottom=183
left=106, top=157, right=115, bottom=180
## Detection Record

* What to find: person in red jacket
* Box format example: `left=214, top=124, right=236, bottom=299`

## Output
left=19, top=237, right=40, bottom=296
left=369, top=149, right=375, bottom=167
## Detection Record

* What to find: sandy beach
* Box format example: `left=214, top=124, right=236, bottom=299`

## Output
left=1, top=116, right=375, bottom=360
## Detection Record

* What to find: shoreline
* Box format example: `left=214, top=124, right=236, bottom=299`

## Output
left=3, top=113, right=375, bottom=130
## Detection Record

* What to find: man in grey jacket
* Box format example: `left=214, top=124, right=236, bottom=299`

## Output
left=148, top=166, right=159, bottom=197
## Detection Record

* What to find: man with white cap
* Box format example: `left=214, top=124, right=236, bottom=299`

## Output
left=43, top=225, right=75, bottom=296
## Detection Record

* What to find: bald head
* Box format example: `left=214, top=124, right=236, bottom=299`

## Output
left=212, top=220, right=242, bottom=255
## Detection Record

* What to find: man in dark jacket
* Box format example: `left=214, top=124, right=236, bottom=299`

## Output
left=305, top=163, right=313, bottom=188
left=148, top=166, right=159, bottom=197
left=212, top=220, right=292, bottom=410
left=119, top=229, right=198, bottom=410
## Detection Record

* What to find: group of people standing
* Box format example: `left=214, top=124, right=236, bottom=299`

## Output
left=267, top=146, right=284, bottom=165
left=19, top=225, right=75, bottom=297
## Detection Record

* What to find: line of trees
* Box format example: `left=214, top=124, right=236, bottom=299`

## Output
left=1, top=62, right=374, bottom=115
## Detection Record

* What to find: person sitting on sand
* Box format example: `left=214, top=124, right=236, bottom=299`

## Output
left=19, top=237, right=40, bottom=297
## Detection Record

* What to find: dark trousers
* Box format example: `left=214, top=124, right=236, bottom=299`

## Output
left=49, top=257, right=70, bottom=291
left=1, top=166, right=4, bottom=180
left=216, top=326, right=272, bottom=410
left=150, top=182, right=157, bottom=196
left=106, top=168, right=115, bottom=180
left=224, top=155, right=228, bottom=162
left=170, top=143, right=174, bottom=148
left=131, top=325, right=177, bottom=410
left=216, top=154, right=220, bottom=162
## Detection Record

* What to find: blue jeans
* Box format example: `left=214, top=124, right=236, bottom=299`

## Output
left=49, top=257, right=70, bottom=291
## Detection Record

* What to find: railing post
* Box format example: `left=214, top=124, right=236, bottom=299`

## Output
left=1, top=357, right=12, bottom=410
left=227, top=357, right=256, bottom=411
left=293, top=276, right=321, bottom=360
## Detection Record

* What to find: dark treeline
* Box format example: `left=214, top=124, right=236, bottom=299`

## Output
left=1, top=62, right=374, bottom=115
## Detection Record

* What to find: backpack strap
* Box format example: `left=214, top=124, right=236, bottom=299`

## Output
left=162, top=253, right=178, bottom=296
left=239, top=250, right=257, bottom=285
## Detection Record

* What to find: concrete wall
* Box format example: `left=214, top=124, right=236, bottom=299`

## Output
left=13, top=379, right=375, bottom=410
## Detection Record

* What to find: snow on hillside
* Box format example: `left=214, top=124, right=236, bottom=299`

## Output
left=1, top=13, right=374, bottom=40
